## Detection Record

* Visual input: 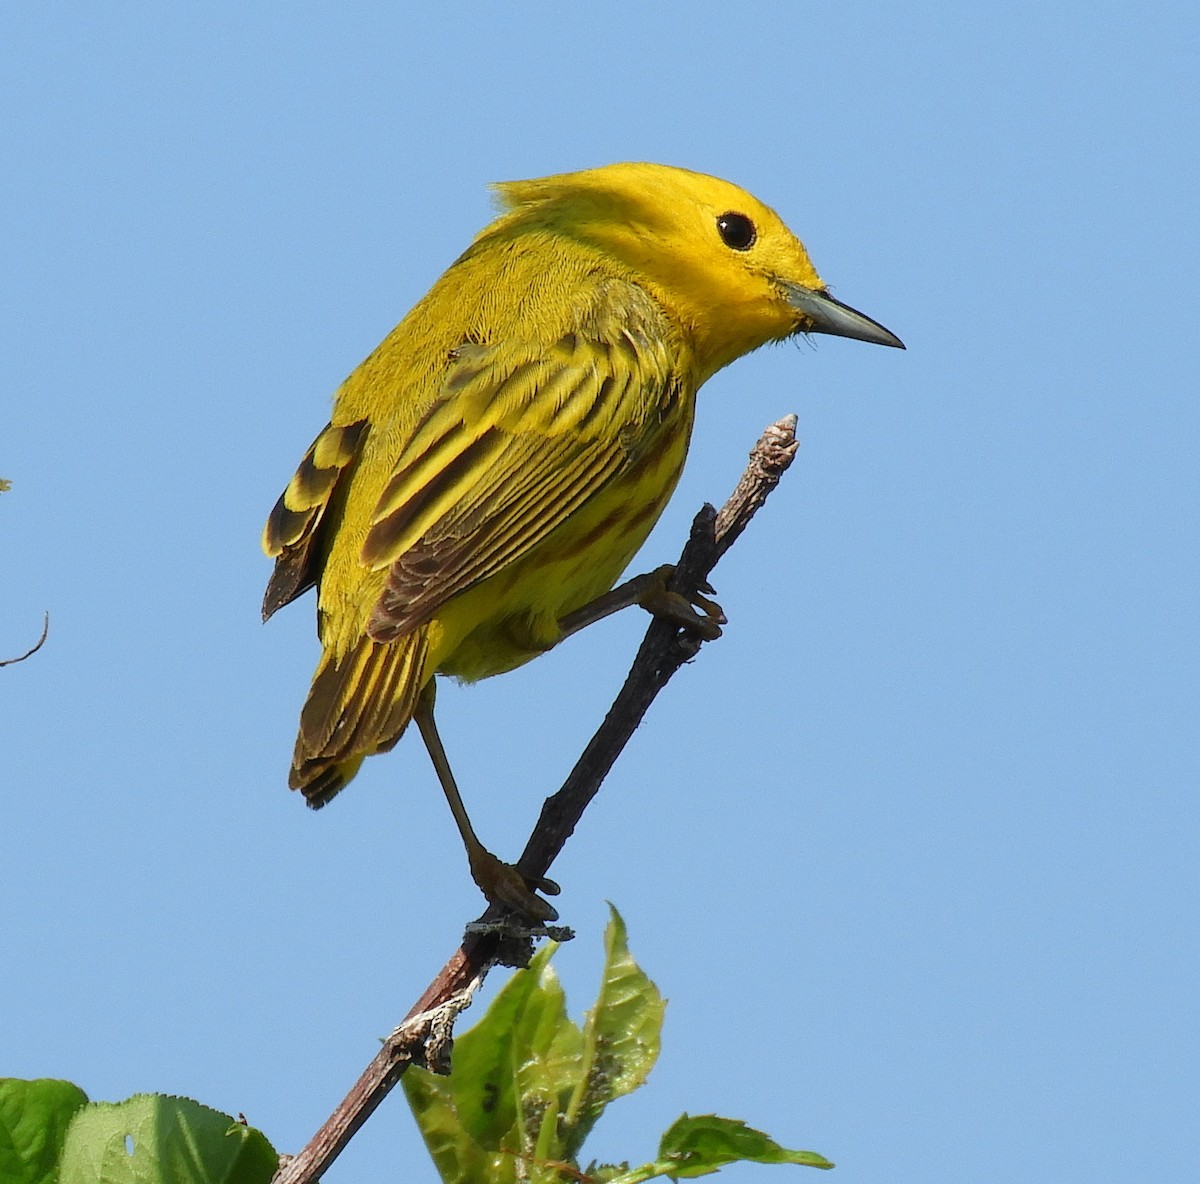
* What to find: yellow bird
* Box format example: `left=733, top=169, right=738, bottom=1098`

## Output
left=263, top=162, right=902, bottom=920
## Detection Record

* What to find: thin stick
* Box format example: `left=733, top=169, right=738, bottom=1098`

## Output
left=0, top=612, right=49, bottom=667
left=271, top=415, right=800, bottom=1184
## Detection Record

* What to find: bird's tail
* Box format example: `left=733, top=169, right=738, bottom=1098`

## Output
left=289, top=630, right=429, bottom=807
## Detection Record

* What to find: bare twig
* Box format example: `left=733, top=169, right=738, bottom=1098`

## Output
left=516, top=414, right=799, bottom=880
left=0, top=612, right=49, bottom=667
left=271, top=415, right=800, bottom=1184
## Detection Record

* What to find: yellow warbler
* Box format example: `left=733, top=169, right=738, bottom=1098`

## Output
left=263, top=162, right=902, bottom=918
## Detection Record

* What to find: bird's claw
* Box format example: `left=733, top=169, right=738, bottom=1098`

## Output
left=637, top=564, right=726, bottom=640
left=469, top=846, right=560, bottom=923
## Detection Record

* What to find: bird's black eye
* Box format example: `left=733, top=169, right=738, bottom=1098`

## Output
left=716, top=211, right=756, bottom=251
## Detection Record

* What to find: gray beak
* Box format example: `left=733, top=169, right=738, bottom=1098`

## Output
left=784, top=283, right=905, bottom=349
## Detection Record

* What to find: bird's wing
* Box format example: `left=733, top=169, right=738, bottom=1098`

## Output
left=363, top=318, right=682, bottom=640
left=262, top=419, right=368, bottom=620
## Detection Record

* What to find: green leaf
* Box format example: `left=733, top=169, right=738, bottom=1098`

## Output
left=59, top=1094, right=277, bottom=1184
left=404, top=911, right=824, bottom=1184
left=562, top=905, right=664, bottom=1156
left=446, top=944, right=571, bottom=1146
left=0, top=1078, right=89, bottom=1184
left=593, top=1114, right=832, bottom=1183
left=404, top=942, right=586, bottom=1184
left=405, top=907, right=670, bottom=1182
left=397, top=1061, right=513, bottom=1184
left=657, top=1114, right=833, bottom=1176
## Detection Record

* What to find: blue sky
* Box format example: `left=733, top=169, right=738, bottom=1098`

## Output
left=3, top=3, right=1196, bottom=1181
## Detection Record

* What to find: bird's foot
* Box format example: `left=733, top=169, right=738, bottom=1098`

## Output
left=469, top=845, right=561, bottom=923
left=636, top=564, right=726, bottom=640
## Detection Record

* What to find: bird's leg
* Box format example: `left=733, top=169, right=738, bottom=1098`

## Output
left=413, top=683, right=560, bottom=923
left=558, top=563, right=726, bottom=642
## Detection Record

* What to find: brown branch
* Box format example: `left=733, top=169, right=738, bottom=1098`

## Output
left=0, top=612, right=49, bottom=667
left=271, top=415, right=800, bottom=1184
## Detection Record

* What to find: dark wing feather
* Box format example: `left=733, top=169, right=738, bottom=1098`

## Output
left=261, top=419, right=367, bottom=620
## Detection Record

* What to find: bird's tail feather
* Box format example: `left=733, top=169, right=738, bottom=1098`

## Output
left=289, top=631, right=429, bottom=807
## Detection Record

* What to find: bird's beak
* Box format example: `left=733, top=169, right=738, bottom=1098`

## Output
left=783, top=283, right=905, bottom=349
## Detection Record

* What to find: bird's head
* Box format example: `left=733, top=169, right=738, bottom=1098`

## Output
left=492, top=161, right=903, bottom=381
